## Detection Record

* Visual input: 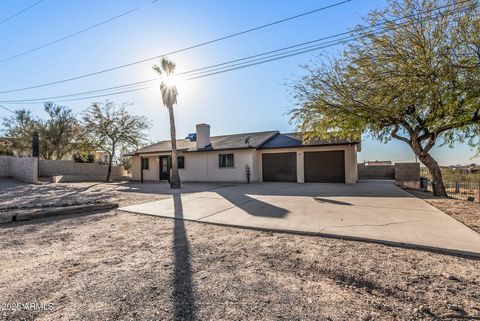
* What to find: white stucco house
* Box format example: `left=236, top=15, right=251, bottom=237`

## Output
left=125, top=124, right=360, bottom=184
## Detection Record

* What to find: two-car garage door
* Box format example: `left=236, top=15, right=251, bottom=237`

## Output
left=262, top=151, right=345, bottom=183
left=262, top=152, right=297, bottom=182
left=304, top=151, right=345, bottom=183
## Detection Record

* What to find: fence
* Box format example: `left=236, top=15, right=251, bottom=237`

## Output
left=421, top=178, right=480, bottom=202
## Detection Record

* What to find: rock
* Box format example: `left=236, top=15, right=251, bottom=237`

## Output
left=447, top=304, right=463, bottom=312
left=442, top=272, right=460, bottom=281
left=418, top=305, right=429, bottom=313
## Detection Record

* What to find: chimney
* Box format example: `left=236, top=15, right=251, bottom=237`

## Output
left=196, top=123, right=210, bottom=149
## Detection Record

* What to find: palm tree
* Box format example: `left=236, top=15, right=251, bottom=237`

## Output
left=153, top=57, right=181, bottom=189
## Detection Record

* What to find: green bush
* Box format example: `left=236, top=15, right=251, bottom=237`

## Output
left=86, top=154, right=96, bottom=163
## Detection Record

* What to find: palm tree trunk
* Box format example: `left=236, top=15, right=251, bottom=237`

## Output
left=168, top=104, right=181, bottom=189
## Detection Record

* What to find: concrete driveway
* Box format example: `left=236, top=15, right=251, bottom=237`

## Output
left=120, top=180, right=480, bottom=257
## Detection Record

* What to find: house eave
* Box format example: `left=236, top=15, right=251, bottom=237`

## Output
left=258, top=141, right=361, bottom=150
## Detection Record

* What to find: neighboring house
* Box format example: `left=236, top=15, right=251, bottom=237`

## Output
left=449, top=164, right=480, bottom=174
left=364, top=160, right=392, bottom=166
left=125, top=124, right=360, bottom=184
left=95, top=151, right=110, bottom=164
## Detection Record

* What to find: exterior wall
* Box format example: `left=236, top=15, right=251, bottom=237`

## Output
left=358, top=164, right=395, bottom=179
left=0, top=156, right=8, bottom=177
left=181, top=149, right=254, bottom=183
left=395, top=162, right=420, bottom=189
left=39, top=160, right=127, bottom=179
left=131, top=156, right=141, bottom=181
left=0, top=156, right=38, bottom=183
left=258, top=144, right=358, bottom=184
left=131, top=145, right=359, bottom=184
left=141, top=155, right=160, bottom=181
left=132, top=150, right=255, bottom=183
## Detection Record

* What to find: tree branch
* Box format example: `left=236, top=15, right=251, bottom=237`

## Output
left=391, top=125, right=411, bottom=146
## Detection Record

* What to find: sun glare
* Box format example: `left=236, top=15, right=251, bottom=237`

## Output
left=163, top=75, right=178, bottom=87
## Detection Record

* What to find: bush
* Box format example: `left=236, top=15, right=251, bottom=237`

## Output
left=86, top=154, right=96, bottom=163
left=72, top=153, right=85, bottom=163
left=0, top=144, right=13, bottom=156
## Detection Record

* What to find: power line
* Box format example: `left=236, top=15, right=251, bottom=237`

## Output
left=0, top=0, right=160, bottom=64
left=0, top=0, right=351, bottom=94
left=0, top=105, right=15, bottom=113
left=0, top=36, right=357, bottom=104
left=0, top=0, right=44, bottom=25
left=0, top=1, right=474, bottom=105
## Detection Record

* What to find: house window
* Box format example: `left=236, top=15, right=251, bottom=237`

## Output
left=219, top=154, right=234, bottom=168
left=141, top=157, right=149, bottom=170
left=178, top=156, right=185, bottom=169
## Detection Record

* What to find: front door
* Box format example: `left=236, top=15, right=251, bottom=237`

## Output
left=159, top=156, right=170, bottom=181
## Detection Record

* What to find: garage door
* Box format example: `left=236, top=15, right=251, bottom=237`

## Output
left=262, top=152, right=297, bottom=182
left=304, top=151, right=345, bottom=183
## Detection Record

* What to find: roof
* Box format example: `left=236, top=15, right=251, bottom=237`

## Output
left=125, top=131, right=279, bottom=156
left=258, top=133, right=360, bottom=149
left=125, top=131, right=360, bottom=156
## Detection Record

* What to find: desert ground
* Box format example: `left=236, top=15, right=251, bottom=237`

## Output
left=0, top=180, right=479, bottom=320
left=1, top=211, right=479, bottom=320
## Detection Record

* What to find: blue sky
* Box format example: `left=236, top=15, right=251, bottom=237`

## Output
left=0, top=0, right=477, bottom=165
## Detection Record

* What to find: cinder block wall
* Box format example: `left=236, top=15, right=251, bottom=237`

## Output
left=357, top=164, right=395, bottom=179
left=39, top=160, right=127, bottom=178
left=395, top=162, right=420, bottom=188
left=0, top=156, right=38, bottom=183
left=0, top=156, right=8, bottom=177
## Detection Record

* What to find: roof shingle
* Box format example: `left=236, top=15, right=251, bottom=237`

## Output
left=258, top=133, right=360, bottom=149
left=125, top=131, right=278, bottom=156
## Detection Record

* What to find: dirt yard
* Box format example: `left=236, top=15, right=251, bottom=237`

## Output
left=407, top=189, right=480, bottom=234
left=1, top=209, right=479, bottom=321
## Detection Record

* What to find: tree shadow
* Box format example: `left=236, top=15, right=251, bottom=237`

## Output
left=214, top=190, right=289, bottom=218
left=172, top=193, right=196, bottom=321
left=314, top=197, right=352, bottom=206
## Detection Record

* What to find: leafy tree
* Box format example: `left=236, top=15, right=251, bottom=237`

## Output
left=2, top=109, right=36, bottom=156
left=41, top=103, right=80, bottom=159
left=2, top=103, right=85, bottom=159
left=0, top=142, right=13, bottom=156
left=153, top=57, right=181, bottom=188
left=82, top=101, right=151, bottom=182
left=290, top=0, right=480, bottom=196
left=72, top=152, right=96, bottom=163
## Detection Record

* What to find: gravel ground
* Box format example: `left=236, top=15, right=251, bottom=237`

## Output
left=406, top=189, right=480, bottom=234
left=1, top=210, right=479, bottom=321
left=0, top=180, right=188, bottom=209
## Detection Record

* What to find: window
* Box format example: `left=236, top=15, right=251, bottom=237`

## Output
left=141, top=157, right=149, bottom=170
left=219, top=154, right=234, bottom=168
left=178, top=156, right=185, bottom=169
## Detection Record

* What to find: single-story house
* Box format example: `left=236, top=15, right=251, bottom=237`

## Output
left=125, top=124, right=360, bottom=184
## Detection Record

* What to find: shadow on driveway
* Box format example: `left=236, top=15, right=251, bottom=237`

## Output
left=172, top=193, right=196, bottom=320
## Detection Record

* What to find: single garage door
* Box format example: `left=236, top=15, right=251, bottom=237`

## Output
left=262, top=152, right=297, bottom=182
left=304, top=151, right=345, bottom=183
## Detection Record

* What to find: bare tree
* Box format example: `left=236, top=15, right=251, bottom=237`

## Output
left=82, top=101, right=151, bottom=182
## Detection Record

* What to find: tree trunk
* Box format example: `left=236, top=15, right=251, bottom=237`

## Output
left=418, top=152, right=447, bottom=197
left=168, top=105, right=181, bottom=189
left=106, top=146, right=114, bottom=183
left=394, top=132, right=447, bottom=197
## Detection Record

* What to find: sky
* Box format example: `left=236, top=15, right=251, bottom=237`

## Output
left=0, top=0, right=477, bottom=166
